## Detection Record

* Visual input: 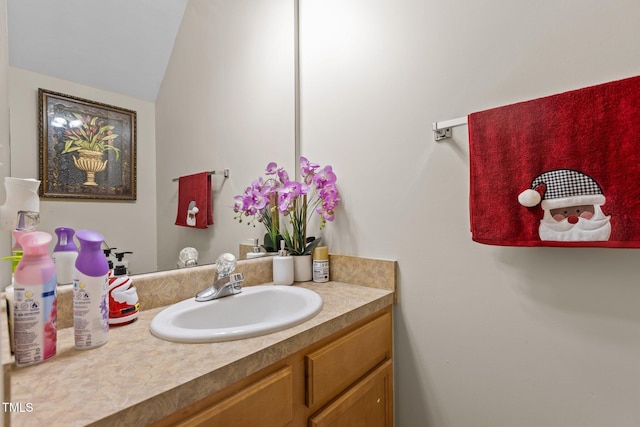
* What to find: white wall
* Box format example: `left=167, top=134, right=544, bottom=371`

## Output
left=155, top=0, right=295, bottom=269
left=0, top=0, right=7, bottom=420
left=7, top=69, right=158, bottom=274
left=0, top=0, right=9, bottom=286
left=300, top=0, right=640, bottom=426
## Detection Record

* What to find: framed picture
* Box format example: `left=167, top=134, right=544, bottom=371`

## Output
left=38, top=89, right=137, bottom=200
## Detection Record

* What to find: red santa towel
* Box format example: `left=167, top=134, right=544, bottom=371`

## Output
left=468, top=74, right=640, bottom=247
left=175, top=172, right=214, bottom=229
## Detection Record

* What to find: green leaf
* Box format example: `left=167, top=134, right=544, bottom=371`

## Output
left=61, top=146, right=81, bottom=154
left=104, top=145, right=120, bottom=161
left=78, top=126, right=90, bottom=141
left=263, top=233, right=283, bottom=252
left=62, top=140, right=74, bottom=153
left=303, top=237, right=322, bottom=255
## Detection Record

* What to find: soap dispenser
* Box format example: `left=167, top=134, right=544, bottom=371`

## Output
left=102, top=247, right=117, bottom=278
left=273, top=240, right=294, bottom=285
left=108, top=252, right=139, bottom=326
left=246, top=238, right=267, bottom=259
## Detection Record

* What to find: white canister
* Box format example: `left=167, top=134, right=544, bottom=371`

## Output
left=273, top=241, right=294, bottom=285
left=312, top=246, right=329, bottom=283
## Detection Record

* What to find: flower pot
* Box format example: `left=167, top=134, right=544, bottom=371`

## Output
left=293, top=254, right=312, bottom=282
left=73, top=149, right=108, bottom=186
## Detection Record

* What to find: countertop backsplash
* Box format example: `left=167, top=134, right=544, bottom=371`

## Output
left=24, top=253, right=397, bottom=331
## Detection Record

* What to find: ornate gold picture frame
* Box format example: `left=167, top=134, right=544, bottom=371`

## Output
left=38, top=89, right=137, bottom=200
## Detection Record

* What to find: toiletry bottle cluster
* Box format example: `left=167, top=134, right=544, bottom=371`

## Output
left=272, top=242, right=331, bottom=285
left=5, top=226, right=138, bottom=367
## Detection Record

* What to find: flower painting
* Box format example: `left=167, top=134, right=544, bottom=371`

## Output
left=38, top=89, right=137, bottom=200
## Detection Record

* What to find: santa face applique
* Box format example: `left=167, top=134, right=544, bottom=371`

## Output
left=518, top=169, right=611, bottom=242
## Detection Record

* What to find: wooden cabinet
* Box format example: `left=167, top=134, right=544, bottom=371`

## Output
left=309, top=360, right=393, bottom=427
left=172, top=366, right=293, bottom=427
left=306, top=312, right=392, bottom=408
left=306, top=311, right=393, bottom=427
left=152, top=307, right=393, bottom=427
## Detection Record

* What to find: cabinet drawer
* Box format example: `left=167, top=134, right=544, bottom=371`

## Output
left=306, top=312, right=392, bottom=407
left=175, top=366, right=293, bottom=427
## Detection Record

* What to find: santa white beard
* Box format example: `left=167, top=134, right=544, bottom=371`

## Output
left=538, top=205, right=611, bottom=242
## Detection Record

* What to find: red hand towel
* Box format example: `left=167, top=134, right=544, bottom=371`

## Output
left=468, top=75, right=640, bottom=247
left=175, top=172, right=214, bottom=229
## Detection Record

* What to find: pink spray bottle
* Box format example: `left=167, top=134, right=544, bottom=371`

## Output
left=13, top=231, right=57, bottom=367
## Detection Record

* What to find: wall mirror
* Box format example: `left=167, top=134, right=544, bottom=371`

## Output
left=4, top=0, right=297, bottom=276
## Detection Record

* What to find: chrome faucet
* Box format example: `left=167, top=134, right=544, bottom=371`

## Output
left=195, top=253, right=244, bottom=302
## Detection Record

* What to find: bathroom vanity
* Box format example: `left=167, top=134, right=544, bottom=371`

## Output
left=153, top=306, right=392, bottom=426
left=1, top=255, right=396, bottom=426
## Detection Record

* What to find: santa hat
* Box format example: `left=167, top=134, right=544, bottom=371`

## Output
left=518, top=169, right=605, bottom=210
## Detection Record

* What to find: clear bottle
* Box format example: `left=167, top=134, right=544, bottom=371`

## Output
left=13, top=231, right=57, bottom=367
left=74, top=230, right=109, bottom=350
left=52, top=227, right=78, bottom=286
left=273, top=241, right=294, bottom=285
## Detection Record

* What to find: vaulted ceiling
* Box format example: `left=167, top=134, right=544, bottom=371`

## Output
left=7, top=0, right=188, bottom=101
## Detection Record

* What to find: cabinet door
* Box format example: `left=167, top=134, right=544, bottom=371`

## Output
left=175, top=366, right=293, bottom=427
left=306, top=312, right=392, bottom=407
left=309, top=359, right=393, bottom=427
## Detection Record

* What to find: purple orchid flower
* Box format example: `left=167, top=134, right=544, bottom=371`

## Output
left=234, top=157, right=340, bottom=254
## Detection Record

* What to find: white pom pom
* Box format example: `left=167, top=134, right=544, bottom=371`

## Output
left=190, top=206, right=199, bottom=214
left=518, top=189, right=541, bottom=207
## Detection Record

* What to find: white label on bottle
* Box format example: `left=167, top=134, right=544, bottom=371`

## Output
left=73, top=272, right=109, bottom=349
left=313, top=260, right=329, bottom=283
left=13, top=276, right=57, bottom=366
left=52, top=251, right=78, bottom=286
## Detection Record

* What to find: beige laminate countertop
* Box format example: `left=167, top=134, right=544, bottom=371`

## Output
left=4, top=281, right=394, bottom=426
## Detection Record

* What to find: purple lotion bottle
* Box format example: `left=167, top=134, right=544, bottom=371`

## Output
left=73, top=230, right=109, bottom=349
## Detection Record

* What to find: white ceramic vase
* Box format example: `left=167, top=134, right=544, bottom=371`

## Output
left=293, top=254, right=312, bottom=282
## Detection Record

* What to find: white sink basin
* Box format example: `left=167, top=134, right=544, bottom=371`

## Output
left=149, top=285, right=323, bottom=343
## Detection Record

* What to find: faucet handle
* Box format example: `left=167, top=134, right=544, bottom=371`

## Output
left=215, top=253, right=237, bottom=276
left=229, top=272, right=244, bottom=283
